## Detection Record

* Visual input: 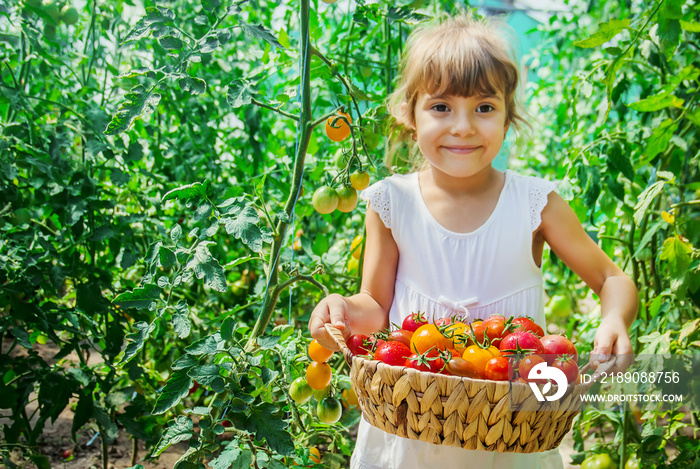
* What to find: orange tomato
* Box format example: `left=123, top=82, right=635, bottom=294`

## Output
left=308, top=339, right=334, bottom=363
left=409, top=324, right=451, bottom=354
left=306, top=362, right=332, bottom=390
left=309, top=447, right=321, bottom=464
left=325, top=111, right=352, bottom=142
left=445, top=321, right=469, bottom=354
left=462, top=345, right=499, bottom=379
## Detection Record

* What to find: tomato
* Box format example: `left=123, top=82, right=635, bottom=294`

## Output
left=518, top=355, right=546, bottom=384
left=442, top=321, right=468, bottom=353
left=410, top=324, right=451, bottom=354
left=511, top=317, right=544, bottom=338
left=350, top=235, right=363, bottom=259
left=374, top=341, right=411, bottom=366
left=581, top=454, right=616, bottom=469
left=289, top=377, right=313, bottom=404
left=35, top=333, right=48, bottom=345
left=61, top=5, right=79, bottom=25
left=316, top=397, right=342, bottom=424
left=462, top=345, right=498, bottom=379
left=499, top=331, right=545, bottom=357
left=402, top=312, right=428, bottom=332
left=625, top=455, right=640, bottom=469
left=325, top=111, right=352, bottom=142
left=342, top=387, right=358, bottom=407
left=552, top=356, right=579, bottom=384
left=540, top=335, right=578, bottom=364
left=346, top=334, right=372, bottom=356
left=308, top=339, right=334, bottom=363
left=336, top=186, right=358, bottom=212
left=404, top=349, right=445, bottom=373
left=42, top=0, right=61, bottom=22
left=306, top=362, right=332, bottom=390
left=188, top=381, right=200, bottom=395
left=465, top=319, right=488, bottom=347
left=445, top=357, right=481, bottom=378
left=309, top=447, right=322, bottom=464
left=484, top=357, right=510, bottom=381
left=313, top=386, right=330, bottom=401
left=350, top=170, right=370, bottom=190
left=61, top=449, right=73, bottom=460
left=312, top=186, right=339, bottom=214
left=387, top=329, right=414, bottom=348
left=221, top=419, right=232, bottom=427
left=481, top=315, right=510, bottom=347
left=347, top=257, right=359, bottom=274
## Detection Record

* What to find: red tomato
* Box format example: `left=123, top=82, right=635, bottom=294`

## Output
left=465, top=319, right=488, bottom=347
left=62, top=449, right=73, bottom=460
left=499, top=331, right=545, bottom=357
left=188, top=381, right=200, bottom=395
left=481, top=315, right=510, bottom=347
left=518, top=355, right=547, bottom=384
left=552, top=356, right=579, bottom=383
left=402, top=312, right=428, bottom=332
left=404, top=349, right=445, bottom=373
left=484, top=357, right=510, bottom=381
left=346, top=334, right=372, bottom=356
left=511, top=317, right=545, bottom=338
left=434, top=317, right=454, bottom=327
left=410, top=324, right=451, bottom=354
left=374, top=341, right=411, bottom=366
left=387, top=329, right=414, bottom=348
left=540, top=335, right=578, bottom=364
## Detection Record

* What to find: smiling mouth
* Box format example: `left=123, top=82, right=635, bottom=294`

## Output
left=443, top=146, right=480, bottom=153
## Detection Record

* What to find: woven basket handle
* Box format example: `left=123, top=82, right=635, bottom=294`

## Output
left=325, top=323, right=354, bottom=366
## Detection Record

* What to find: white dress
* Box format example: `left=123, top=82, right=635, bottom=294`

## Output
left=352, top=170, right=565, bottom=469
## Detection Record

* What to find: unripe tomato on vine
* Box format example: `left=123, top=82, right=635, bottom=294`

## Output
left=312, top=186, right=339, bottom=214
left=350, top=170, right=370, bottom=191
left=336, top=186, right=358, bottom=212
left=325, top=111, right=352, bottom=142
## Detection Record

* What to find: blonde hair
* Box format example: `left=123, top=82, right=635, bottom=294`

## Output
left=385, top=13, right=526, bottom=171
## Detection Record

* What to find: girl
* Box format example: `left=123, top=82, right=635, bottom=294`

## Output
left=308, top=13, right=637, bottom=469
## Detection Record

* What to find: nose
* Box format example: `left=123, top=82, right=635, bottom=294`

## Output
left=450, top=112, right=475, bottom=136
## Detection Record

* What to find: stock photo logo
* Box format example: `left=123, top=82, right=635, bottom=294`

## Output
left=526, top=362, right=569, bottom=402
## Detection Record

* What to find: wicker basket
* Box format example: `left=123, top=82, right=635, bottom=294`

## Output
left=326, top=324, right=599, bottom=453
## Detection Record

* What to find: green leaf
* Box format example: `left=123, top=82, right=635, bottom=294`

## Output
left=29, top=455, right=50, bottom=469
left=199, top=34, right=219, bottom=53
left=643, top=119, right=678, bottom=164
left=633, top=221, right=663, bottom=258
left=660, top=236, right=693, bottom=277
left=605, top=144, right=635, bottom=181
left=173, top=301, right=191, bottom=339
left=162, top=181, right=208, bottom=202
left=122, top=7, right=174, bottom=44
left=679, top=319, right=700, bottom=345
left=245, top=403, right=295, bottom=456
left=71, top=393, right=93, bottom=440
left=158, top=35, right=184, bottom=50
left=159, top=246, right=177, bottom=267
left=574, top=19, right=631, bottom=48
left=680, top=20, right=700, bottom=32
left=185, top=242, right=227, bottom=292
left=633, top=181, right=665, bottom=225
left=172, top=354, right=198, bottom=370
left=241, top=23, right=282, bottom=49
left=210, top=444, right=253, bottom=469
left=151, top=416, right=193, bottom=457
left=221, top=317, right=236, bottom=342
left=658, top=17, right=681, bottom=58
left=178, top=76, right=207, bottom=95
left=660, top=0, right=684, bottom=20
left=257, top=335, right=279, bottom=349
left=628, top=94, right=684, bottom=112
left=226, top=80, right=257, bottom=108
left=153, top=370, right=192, bottom=415
left=93, top=405, right=119, bottom=443
left=113, top=283, right=161, bottom=309
left=184, top=333, right=224, bottom=356
left=223, top=205, right=268, bottom=253
left=120, top=321, right=156, bottom=364
left=188, top=365, right=224, bottom=392
left=105, top=85, right=161, bottom=135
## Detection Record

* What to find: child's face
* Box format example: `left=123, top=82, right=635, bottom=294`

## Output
left=413, top=91, right=509, bottom=179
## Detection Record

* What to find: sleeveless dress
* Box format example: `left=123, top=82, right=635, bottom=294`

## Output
left=352, top=170, right=565, bottom=469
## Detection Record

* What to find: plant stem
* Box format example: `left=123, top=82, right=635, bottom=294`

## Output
left=245, top=0, right=313, bottom=350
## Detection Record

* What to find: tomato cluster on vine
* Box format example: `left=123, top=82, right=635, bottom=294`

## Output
left=348, top=312, right=580, bottom=384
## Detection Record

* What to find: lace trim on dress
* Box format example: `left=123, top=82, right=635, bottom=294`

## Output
left=360, top=182, right=391, bottom=229
left=529, top=178, right=559, bottom=232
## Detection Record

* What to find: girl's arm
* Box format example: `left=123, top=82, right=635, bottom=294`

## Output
left=538, top=192, right=638, bottom=369
left=308, top=206, right=398, bottom=351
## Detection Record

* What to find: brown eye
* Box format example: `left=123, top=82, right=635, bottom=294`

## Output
left=477, top=104, right=494, bottom=113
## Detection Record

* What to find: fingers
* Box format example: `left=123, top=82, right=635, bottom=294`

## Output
left=308, top=294, right=351, bottom=351
left=589, top=318, right=634, bottom=374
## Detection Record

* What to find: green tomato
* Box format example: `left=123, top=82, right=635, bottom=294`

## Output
left=312, top=386, right=330, bottom=401
left=316, top=397, right=342, bottom=424
left=42, top=0, right=60, bottom=22
left=36, top=333, right=48, bottom=345
left=289, top=377, right=313, bottom=404
left=581, top=454, right=616, bottom=469
left=625, top=456, right=640, bottom=469
left=60, top=5, right=79, bottom=25
left=312, top=186, right=339, bottom=214
left=336, top=186, right=358, bottom=213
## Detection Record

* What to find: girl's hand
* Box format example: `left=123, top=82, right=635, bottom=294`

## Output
left=590, top=315, right=635, bottom=373
left=308, top=293, right=351, bottom=351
